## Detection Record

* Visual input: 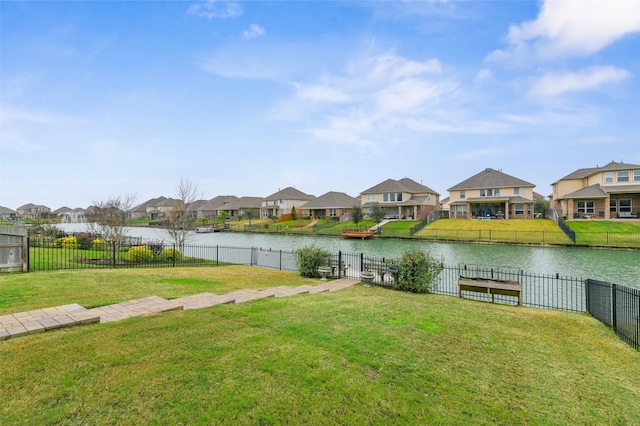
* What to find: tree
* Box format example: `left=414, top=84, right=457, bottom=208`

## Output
left=218, top=210, right=229, bottom=224
left=291, top=206, right=297, bottom=220
left=391, top=249, right=443, bottom=293
left=351, top=205, right=363, bottom=224
left=370, top=203, right=385, bottom=223
left=87, top=193, right=137, bottom=257
left=163, top=178, right=202, bottom=251
left=247, top=208, right=254, bottom=225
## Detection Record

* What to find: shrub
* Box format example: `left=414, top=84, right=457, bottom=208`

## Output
left=75, top=233, right=93, bottom=250
left=391, top=249, right=443, bottom=293
left=146, top=240, right=164, bottom=256
left=128, top=246, right=154, bottom=263
left=57, top=236, right=78, bottom=249
left=160, top=248, right=183, bottom=262
left=90, top=238, right=108, bottom=251
left=294, top=245, right=331, bottom=278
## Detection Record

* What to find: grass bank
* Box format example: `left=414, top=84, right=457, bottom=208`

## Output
left=1, top=267, right=639, bottom=424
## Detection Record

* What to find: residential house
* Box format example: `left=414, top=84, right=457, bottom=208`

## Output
left=218, top=197, right=262, bottom=221
left=551, top=161, right=640, bottom=219
left=186, top=200, right=209, bottom=219
left=16, top=203, right=52, bottom=219
left=261, top=187, right=315, bottom=219
left=0, top=206, right=17, bottom=221
left=131, top=197, right=167, bottom=220
left=197, top=196, right=239, bottom=220
left=360, top=178, right=439, bottom=220
left=448, top=168, right=536, bottom=219
left=300, top=191, right=360, bottom=221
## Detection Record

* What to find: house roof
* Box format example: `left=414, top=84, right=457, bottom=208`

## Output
left=604, top=184, right=640, bottom=194
left=199, top=196, right=240, bottom=211
left=563, top=184, right=608, bottom=199
left=300, top=192, right=359, bottom=209
left=554, top=161, right=640, bottom=182
left=0, top=206, right=16, bottom=214
left=221, top=197, right=263, bottom=210
left=448, top=168, right=534, bottom=191
left=361, top=177, right=439, bottom=196
left=132, top=197, right=167, bottom=212
left=264, top=187, right=314, bottom=201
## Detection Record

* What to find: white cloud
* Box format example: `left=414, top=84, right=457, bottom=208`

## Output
left=490, top=0, right=640, bottom=62
left=529, top=66, right=631, bottom=97
left=369, top=54, right=442, bottom=81
left=475, top=68, right=492, bottom=82
left=187, top=1, right=242, bottom=19
left=295, top=84, right=350, bottom=104
left=243, top=24, right=265, bottom=40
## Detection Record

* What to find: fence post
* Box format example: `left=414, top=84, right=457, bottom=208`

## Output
left=25, top=236, right=30, bottom=272
left=173, top=243, right=176, bottom=267
left=280, top=250, right=282, bottom=270
left=612, top=283, right=617, bottom=331
left=360, top=252, right=364, bottom=272
left=216, top=245, right=219, bottom=266
left=112, top=242, right=117, bottom=268
left=338, top=251, right=343, bottom=278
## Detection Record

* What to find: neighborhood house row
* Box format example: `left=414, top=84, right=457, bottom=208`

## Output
left=3, top=161, right=639, bottom=222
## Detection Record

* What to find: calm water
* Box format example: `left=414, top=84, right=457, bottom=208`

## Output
left=58, top=224, right=640, bottom=288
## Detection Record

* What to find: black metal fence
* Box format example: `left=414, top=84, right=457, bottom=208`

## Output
left=587, top=279, right=640, bottom=351
left=27, top=239, right=639, bottom=350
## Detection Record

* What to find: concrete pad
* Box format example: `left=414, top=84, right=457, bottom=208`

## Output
left=22, top=321, right=46, bottom=334
left=0, top=328, right=10, bottom=340
left=6, top=324, right=29, bottom=337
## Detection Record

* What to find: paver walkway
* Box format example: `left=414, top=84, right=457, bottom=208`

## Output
left=0, top=278, right=360, bottom=341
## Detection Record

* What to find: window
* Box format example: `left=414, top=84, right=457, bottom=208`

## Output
left=617, top=171, right=629, bottom=182
left=514, top=187, right=524, bottom=195
left=329, top=208, right=337, bottom=217
left=487, top=189, right=493, bottom=196
left=480, top=189, right=485, bottom=197
left=383, top=193, right=388, bottom=202
left=577, top=201, right=595, bottom=214
left=456, top=205, right=467, bottom=216
left=619, top=199, right=632, bottom=213
left=605, top=172, right=613, bottom=183
left=494, top=188, right=500, bottom=196
left=460, top=190, right=465, bottom=199
left=389, top=193, right=396, bottom=202
left=610, top=199, right=617, bottom=212
left=396, top=192, right=403, bottom=202
left=634, top=170, right=640, bottom=182
left=367, top=194, right=376, bottom=202
left=515, top=204, right=524, bottom=215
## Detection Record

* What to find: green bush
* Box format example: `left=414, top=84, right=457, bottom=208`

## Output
left=294, top=245, right=331, bottom=278
left=90, top=238, right=108, bottom=251
left=391, top=249, right=443, bottom=293
left=160, top=248, right=183, bottom=262
left=128, top=246, right=154, bottom=263
left=57, top=236, right=78, bottom=249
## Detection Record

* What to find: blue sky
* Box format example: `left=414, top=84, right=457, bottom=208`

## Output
left=1, top=0, right=639, bottom=210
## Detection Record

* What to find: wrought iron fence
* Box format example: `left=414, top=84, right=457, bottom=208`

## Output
left=587, top=279, right=640, bottom=351
left=26, top=238, right=638, bottom=349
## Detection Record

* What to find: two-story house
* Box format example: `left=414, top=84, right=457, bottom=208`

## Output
left=261, top=187, right=315, bottom=219
left=16, top=203, right=52, bottom=220
left=551, top=161, right=640, bottom=219
left=360, top=178, right=439, bottom=220
left=448, top=168, right=536, bottom=219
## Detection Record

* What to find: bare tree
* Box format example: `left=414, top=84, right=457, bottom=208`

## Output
left=163, top=178, right=202, bottom=250
left=87, top=193, right=137, bottom=256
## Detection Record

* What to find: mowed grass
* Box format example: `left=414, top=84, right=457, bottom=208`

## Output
left=417, top=219, right=573, bottom=244
left=568, top=220, right=640, bottom=246
left=0, top=266, right=318, bottom=312
left=1, top=268, right=639, bottom=424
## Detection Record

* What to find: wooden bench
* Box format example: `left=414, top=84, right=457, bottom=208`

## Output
left=458, top=276, right=522, bottom=306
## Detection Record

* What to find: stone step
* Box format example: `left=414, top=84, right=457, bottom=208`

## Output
left=0, top=304, right=100, bottom=341
left=86, top=296, right=183, bottom=323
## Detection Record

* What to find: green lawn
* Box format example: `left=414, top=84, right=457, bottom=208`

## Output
left=1, top=267, right=639, bottom=424
left=417, top=219, right=573, bottom=244
left=567, top=220, right=640, bottom=246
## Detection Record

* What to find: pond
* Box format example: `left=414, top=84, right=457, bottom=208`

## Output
left=57, top=224, right=640, bottom=288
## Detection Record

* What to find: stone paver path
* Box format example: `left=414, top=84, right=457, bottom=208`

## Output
left=0, top=278, right=359, bottom=341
